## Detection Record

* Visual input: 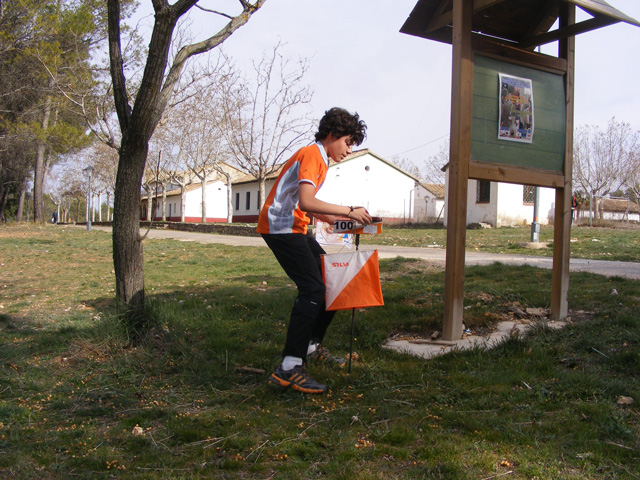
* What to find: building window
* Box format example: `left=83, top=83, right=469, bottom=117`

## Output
left=246, top=191, right=251, bottom=210
left=476, top=180, right=491, bottom=204
left=235, top=193, right=240, bottom=211
left=523, top=185, right=535, bottom=205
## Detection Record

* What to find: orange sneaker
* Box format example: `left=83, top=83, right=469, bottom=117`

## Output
left=269, top=364, right=326, bottom=394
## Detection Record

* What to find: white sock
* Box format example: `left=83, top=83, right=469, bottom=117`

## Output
left=307, top=341, right=320, bottom=355
left=281, top=356, right=303, bottom=371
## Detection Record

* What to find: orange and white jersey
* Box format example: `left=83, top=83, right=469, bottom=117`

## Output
left=257, top=143, right=329, bottom=235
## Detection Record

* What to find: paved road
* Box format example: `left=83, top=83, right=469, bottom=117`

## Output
left=86, top=226, right=640, bottom=280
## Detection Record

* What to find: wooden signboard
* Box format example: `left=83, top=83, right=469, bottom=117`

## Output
left=472, top=55, right=566, bottom=174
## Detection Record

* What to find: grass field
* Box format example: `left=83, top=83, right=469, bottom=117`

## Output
left=0, top=224, right=639, bottom=479
left=359, top=224, right=640, bottom=263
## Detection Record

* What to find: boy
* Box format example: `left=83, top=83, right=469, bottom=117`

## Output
left=258, top=107, right=372, bottom=394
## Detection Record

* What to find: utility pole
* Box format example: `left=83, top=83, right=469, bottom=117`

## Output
left=530, top=186, right=540, bottom=242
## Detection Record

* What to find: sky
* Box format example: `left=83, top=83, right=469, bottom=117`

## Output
left=135, top=0, right=640, bottom=173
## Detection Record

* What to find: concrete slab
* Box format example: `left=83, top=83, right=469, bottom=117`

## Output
left=384, top=319, right=567, bottom=359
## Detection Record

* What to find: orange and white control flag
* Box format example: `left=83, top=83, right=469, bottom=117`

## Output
left=321, top=250, right=384, bottom=311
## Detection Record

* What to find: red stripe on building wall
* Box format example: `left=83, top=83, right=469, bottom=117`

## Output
left=231, top=214, right=259, bottom=223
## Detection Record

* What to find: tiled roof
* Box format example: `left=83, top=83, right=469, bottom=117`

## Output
left=423, top=183, right=445, bottom=199
left=599, top=198, right=640, bottom=213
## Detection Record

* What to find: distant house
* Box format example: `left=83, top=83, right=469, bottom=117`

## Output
left=318, top=149, right=443, bottom=223
left=596, top=198, right=640, bottom=222
left=443, top=166, right=556, bottom=226
left=142, top=180, right=230, bottom=222
left=421, top=183, right=446, bottom=223
left=230, top=170, right=275, bottom=223
left=142, top=149, right=447, bottom=224
left=141, top=163, right=244, bottom=222
left=231, top=148, right=444, bottom=224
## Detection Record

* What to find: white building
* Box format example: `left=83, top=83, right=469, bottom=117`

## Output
left=160, top=180, right=231, bottom=222
left=141, top=163, right=244, bottom=222
left=231, top=149, right=445, bottom=224
left=443, top=168, right=556, bottom=227
left=142, top=150, right=446, bottom=224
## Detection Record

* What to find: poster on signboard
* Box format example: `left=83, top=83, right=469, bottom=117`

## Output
left=498, top=73, right=534, bottom=143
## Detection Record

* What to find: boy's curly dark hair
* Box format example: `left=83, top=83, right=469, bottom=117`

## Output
left=314, top=107, right=367, bottom=146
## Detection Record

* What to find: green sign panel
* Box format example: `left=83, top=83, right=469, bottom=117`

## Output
left=472, top=55, right=566, bottom=172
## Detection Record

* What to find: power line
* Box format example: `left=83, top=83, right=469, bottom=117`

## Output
left=386, top=133, right=450, bottom=158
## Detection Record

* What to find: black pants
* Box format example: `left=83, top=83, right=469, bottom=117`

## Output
left=262, top=233, right=336, bottom=360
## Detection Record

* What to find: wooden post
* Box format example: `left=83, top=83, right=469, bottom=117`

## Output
left=551, top=2, right=575, bottom=321
left=443, top=0, right=473, bottom=341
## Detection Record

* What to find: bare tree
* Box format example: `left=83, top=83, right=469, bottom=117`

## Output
left=155, top=112, right=194, bottom=223
left=170, top=169, right=193, bottom=223
left=224, top=41, right=313, bottom=210
left=92, top=142, right=119, bottom=221
left=161, top=127, right=193, bottom=223
left=573, top=118, right=638, bottom=218
left=179, top=71, right=234, bottom=222
left=153, top=56, right=241, bottom=223
left=47, top=153, right=90, bottom=223
left=623, top=142, right=640, bottom=201
left=421, top=138, right=449, bottom=185
left=150, top=126, right=181, bottom=222
left=107, top=0, right=266, bottom=320
left=390, top=156, right=423, bottom=180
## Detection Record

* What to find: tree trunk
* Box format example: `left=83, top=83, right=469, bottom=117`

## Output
left=146, top=190, right=153, bottom=221
left=0, top=188, right=8, bottom=221
left=34, top=92, right=53, bottom=223
left=258, top=176, right=267, bottom=211
left=224, top=174, right=233, bottom=223
left=16, top=176, right=28, bottom=222
left=106, top=0, right=266, bottom=324
left=113, top=136, right=148, bottom=317
left=162, top=188, right=167, bottom=221
left=201, top=174, right=207, bottom=222
left=593, top=197, right=601, bottom=220
left=181, top=187, right=186, bottom=222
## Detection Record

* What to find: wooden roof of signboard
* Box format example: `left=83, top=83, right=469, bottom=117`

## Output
left=400, top=0, right=640, bottom=50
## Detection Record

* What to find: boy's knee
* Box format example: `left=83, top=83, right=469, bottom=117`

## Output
left=313, top=282, right=326, bottom=298
left=298, top=282, right=325, bottom=305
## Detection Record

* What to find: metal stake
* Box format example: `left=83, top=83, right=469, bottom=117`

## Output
left=348, top=233, right=360, bottom=374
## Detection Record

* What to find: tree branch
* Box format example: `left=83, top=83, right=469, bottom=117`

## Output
left=156, top=0, right=266, bottom=128
left=194, top=4, right=233, bottom=19
left=107, top=0, right=132, bottom=131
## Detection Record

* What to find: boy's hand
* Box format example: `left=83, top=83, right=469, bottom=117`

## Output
left=349, top=206, right=372, bottom=225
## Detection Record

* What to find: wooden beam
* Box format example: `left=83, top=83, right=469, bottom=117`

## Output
left=443, top=0, right=473, bottom=342
left=425, top=0, right=452, bottom=34
left=519, top=15, right=617, bottom=49
left=473, top=38, right=568, bottom=73
left=521, top=0, right=559, bottom=50
left=422, top=28, right=569, bottom=73
left=425, top=0, right=506, bottom=34
left=468, top=161, right=565, bottom=188
left=550, top=3, right=575, bottom=321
